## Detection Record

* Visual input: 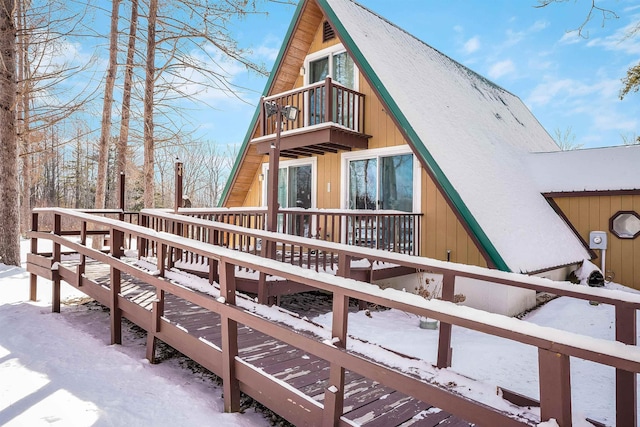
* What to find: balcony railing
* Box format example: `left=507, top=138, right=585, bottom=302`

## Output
left=260, top=77, right=365, bottom=136
left=165, top=207, right=421, bottom=257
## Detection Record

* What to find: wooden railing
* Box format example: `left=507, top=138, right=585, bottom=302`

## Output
left=260, top=77, right=365, bottom=135
left=152, top=207, right=421, bottom=259
left=27, top=207, right=640, bottom=426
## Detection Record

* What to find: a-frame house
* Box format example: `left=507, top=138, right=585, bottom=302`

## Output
left=220, top=0, right=640, bottom=311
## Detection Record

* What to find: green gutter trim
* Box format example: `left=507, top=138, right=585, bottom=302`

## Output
left=219, top=0, right=306, bottom=207
left=318, top=0, right=510, bottom=272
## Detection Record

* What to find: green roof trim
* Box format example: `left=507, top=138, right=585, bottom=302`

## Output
left=218, top=0, right=306, bottom=207
left=317, top=0, right=510, bottom=272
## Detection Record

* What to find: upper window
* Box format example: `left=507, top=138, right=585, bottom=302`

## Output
left=305, top=44, right=357, bottom=90
left=610, top=211, right=640, bottom=239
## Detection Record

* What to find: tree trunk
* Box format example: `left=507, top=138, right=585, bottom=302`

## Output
left=143, top=0, right=157, bottom=208
left=0, top=0, right=20, bottom=266
left=115, top=0, right=138, bottom=186
left=95, top=0, right=120, bottom=210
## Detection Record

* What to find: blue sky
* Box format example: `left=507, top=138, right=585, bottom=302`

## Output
left=208, top=0, right=640, bottom=150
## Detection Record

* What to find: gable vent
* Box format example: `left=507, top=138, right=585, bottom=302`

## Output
left=323, top=21, right=335, bottom=42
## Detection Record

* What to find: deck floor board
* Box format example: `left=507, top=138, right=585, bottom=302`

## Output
left=78, top=259, right=472, bottom=427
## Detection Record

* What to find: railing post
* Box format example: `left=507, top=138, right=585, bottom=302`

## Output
left=119, top=171, right=126, bottom=222
left=174, top=160, right=183, bottom=212
left=325, top=76, right=333, bottom=123
left=538, top=348, right=572, bottom=426
left=77, top=220, right=87, bottom=287
left=52, top=213, right=61, bottom=313
left=323, top=274, right=350, bottom=426
left=616, top=304, right=637, bottom=427
left=146, top=289, right=165, bottom=364
left=110, top=227, right=125, bottom=345
left=138, top=214, right=148, bottom=259
left=436, top=272, right=455, bottom=368
left=219, top=260, right=240, bottom=413
left=29, top=212, right=39, bottom=301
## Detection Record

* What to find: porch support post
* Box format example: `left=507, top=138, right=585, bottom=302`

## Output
left=220, top=260, right=240, bottom=413
left=52, top=213, right=61, bottom=313
left=436, top=272, right=455, bottom=368
left=538, top=348, right=571, bottom=426
left=616, top=304, right=637, bottom=427
left=29, top=212, right=39, bottom=301
left=323, top=288, right=348, bottom=426
left=266, top=105, right=281, bottom=238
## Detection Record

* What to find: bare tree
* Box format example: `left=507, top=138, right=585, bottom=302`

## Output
left=115, top=0, right=138, bottom=180
left=143, top=0, right=158, bottom=208
left=553, top=126, right=583, bottom=151
left=0, top=0, right=20, bottom=265
left=95, top=0, right=121, bottom=212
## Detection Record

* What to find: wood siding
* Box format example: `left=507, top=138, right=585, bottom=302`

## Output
left=233, top=5, right=488, bottom=268
left=553, top=194, right=640, bottom=289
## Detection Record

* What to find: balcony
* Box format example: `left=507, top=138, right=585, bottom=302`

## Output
left=251, top=77, right=370, bottom=157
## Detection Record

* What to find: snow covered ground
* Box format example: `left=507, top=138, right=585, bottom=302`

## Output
left=0, top=242, right=271, bottom=427
left=1, top=239, right=637, bottom=426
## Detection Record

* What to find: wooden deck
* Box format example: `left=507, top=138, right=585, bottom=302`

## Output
left=79, top=260, right=470, bottom=426
left=27, top=207, right=640, bottom=426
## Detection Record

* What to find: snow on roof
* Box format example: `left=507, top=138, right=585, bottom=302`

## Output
left=323, top=0, right=590, bottom=273
left=527, top=145, right=640, bottom=193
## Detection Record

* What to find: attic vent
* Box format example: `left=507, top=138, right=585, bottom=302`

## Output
left=323, top=21, right=335, bottom=42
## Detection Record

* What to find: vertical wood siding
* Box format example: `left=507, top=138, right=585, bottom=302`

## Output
left=553, top=195, right=640, bottom=289
left=238, top=15, right=488, bottom=268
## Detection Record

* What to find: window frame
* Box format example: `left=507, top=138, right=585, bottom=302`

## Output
left=261, top=157, right=317, bottom=209
left=609, top=210, right=640, bottom=239
left=340, top=145, right=421, bottom=213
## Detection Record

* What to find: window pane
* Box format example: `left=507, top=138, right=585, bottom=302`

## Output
left=349, top=158, right=377, bottom=210
left=380, top=154, right=413, bottom=212
left=310, top=57, right=329, bottom=83
left=277, top=168, right=287, bottom=208
left=333, top=52, right=355, bottom=88
left=288, top=165, right=312, bottom=209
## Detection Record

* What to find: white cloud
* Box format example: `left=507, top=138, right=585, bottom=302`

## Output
left=586, top=16, right=640, bottom=55
left=487, top=59, right=515, bottom=79
left=529, top=20, right=549, bottom=32
left=252, top=44, right=280, bottom=62
left=463, top=36, right=480, bottom=54
left=453, top=25, right=463, bottom=34
left=558, top=31, right=582, bottom=45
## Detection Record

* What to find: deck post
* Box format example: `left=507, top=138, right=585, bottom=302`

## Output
left=538, top=348, right=571, bottom=426
left=139, top=214, right=148, bottom=259
left=436, top=272, right=455, bottom=368
left=174, top=161, right=183, bottom=212
left=323, top=289, right=348, bottom=427
left=110, top=228, right=125, bottom=345
left=146, top=289, right=165, bottom=364
left=119, top=171, right=125, bottom=222
left=77, top=220, right=87, bottom=287
left=29, top=212, right=39, bottom=301
left=615, top=304, right=637, bottom=427
left=220, top=260, right=240, bottom=413
left=52, top=213, right=61, bottom=313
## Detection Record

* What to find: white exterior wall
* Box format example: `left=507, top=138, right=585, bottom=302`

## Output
left=374, top=269, right=578, bottom=317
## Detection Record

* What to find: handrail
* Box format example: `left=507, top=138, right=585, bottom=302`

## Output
left=259, top=76, right=366, bottom=135
left=145, top=209, right=640, bottom=307
left=28, top=207, right=640, bottom=426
